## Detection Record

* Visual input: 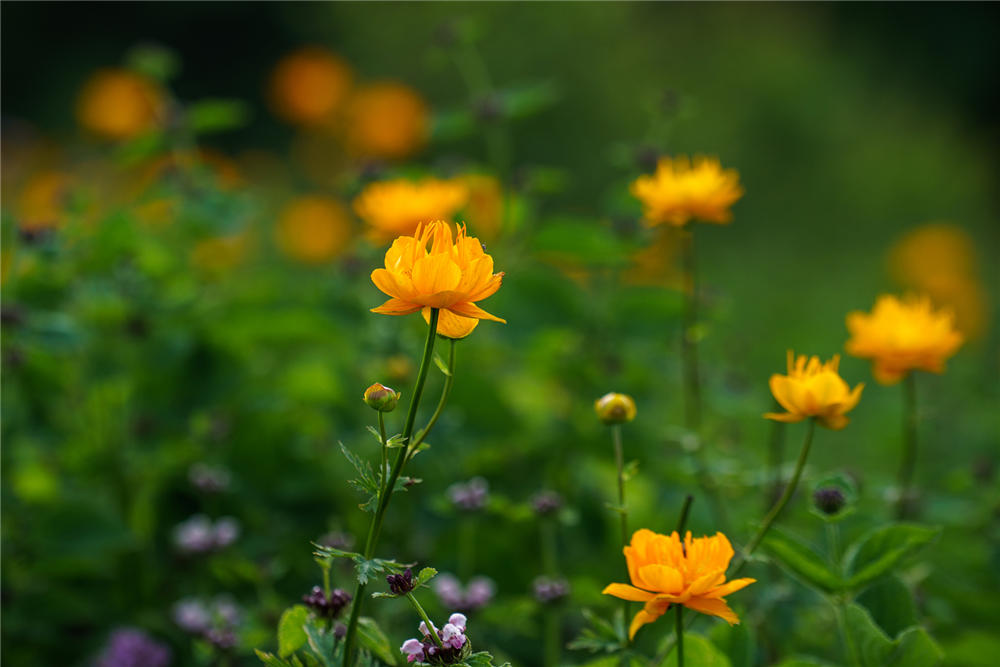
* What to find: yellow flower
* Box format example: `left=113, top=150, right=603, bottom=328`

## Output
left=276, top=196, right=353, bottom=264
left=370, top=222, right=505, bottom=331
left=623, top=227, right=684, bottom=288
left=344, top=82, right=429, bottom=160
left=18, top=171, right=71, bottom=232
left=594, top=393, right=636, bottom=424
left=353, top=178, right=468, bottom=244
left=76, top=69, right=165, bottom=140
left=764, top=351, right=864, bottom=430
left=603, top=529, right=755, bottom=640
left=269, top=47, right=353, bottom=127
left=422, top=307, right=479, bottom=339
left=631, top=156, right=743, bottom=226
left=845, top=294, right=963, bottom=385
left=459, top=173, right=504, bottom=241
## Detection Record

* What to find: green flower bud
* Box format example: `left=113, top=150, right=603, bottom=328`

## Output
left=363, top=383, right=400, bottom=412
left=594, top=392, right=636, bottom=425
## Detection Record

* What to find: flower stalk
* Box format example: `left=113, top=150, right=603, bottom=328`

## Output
left=674, top=495, right=693, bottom=667
left=897, top=372, right=918, bottom=519
left=405, top=593, right=444, bottom=648
left=611, top=423, right=630, bottom=638
left=342, top=308, right=441, bottom=667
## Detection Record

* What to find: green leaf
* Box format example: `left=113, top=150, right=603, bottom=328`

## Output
left=366, top=425, right=383, bottom=443
left=658, top=634, right=732, bottom=667
left=357, top=617, right=399, bottom=666
left=856, top=575, right=918, bottom=637
left=845, top=524, right=941, bottom=590
left=622, top=459, right=640, bottom=482
left=278, top=605, right=309, bottom=657
left=256, top=650, right=295, bottom=667
left=773, top=659, right=836, bottom=667
left=844, top=603, right=943, bottom=667
left=415, top=566, right=438, bottom=587
left=761, top=529, right=844, bottom=593
left=708, top=619, right=754, bottom=667
left=385, top=434, right=406, bottom=449
left=187, top=99, right=250, bottom=134
left=433, top=353, right=452, bottom=376
left=892, top=627, right=944, bottom=667
left=302, top=621, right=336, bottom=667
left=126, top=44, right=179, bottom=81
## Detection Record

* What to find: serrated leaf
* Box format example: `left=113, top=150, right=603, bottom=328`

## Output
left=278, top=605, right=309, bottom=657
left=256, top=649, right=294, bottom=667
left=357, top=617, right=399, bottom=666
left=845, top=524, right=941, bottom=590
left=762, top=529, right=844, bottom=593
left=312, top=543, right=361, bottom=561
left=416, top=567, right=438, bottom=586
left=303, top=621, right=336, bottom=667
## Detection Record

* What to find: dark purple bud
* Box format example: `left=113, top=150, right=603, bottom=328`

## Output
left=387, top=568, right=415, bottom=595
left=531, top=490, right=563, bottom=517
left=448, top=478, right=489, bottom=512
left=532, top=575, right=571, bottom=604
left=813, top=487, right=846, bottom=515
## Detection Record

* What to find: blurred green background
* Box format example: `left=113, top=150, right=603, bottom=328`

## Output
left=2, top=3, right=998, bottom=667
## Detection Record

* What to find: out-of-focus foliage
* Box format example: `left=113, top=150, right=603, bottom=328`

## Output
left=2, top=3, right=998, bottom=667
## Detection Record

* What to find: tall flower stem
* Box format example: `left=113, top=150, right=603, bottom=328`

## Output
left=405, top=593, right=444, bottom=648
left=679, top=227, right=728, bottom=531
left=674, top=495, right=693, bottom=667
left=738, top=418, right=816, bottom=569
left=896, top=373, right=918, bottom=520
left=411, top=339, right=456, bottom=452
left=764, top=403, right=786, bottom=511
left=611, top=423, right=630, bottom=632
left=343, top=309, right=440, bottom=666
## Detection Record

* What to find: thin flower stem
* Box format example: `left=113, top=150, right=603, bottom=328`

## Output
left=675, top=604, right=685, bottom=667
left=540, top=518, right=558, bottom=575
left=378, top=411, right=388, bottom=487
left=611, top=423, right=630, bottom=637
left=765, top=403, right=787, bottom=511
left=411, top=338, right=456, bottom=453
left=544, top=607, right=560, bottom=667
left=738, top=418, right=816, bottom=570
left=405, top=593, right=444, bottom=648
left=675, top=495, right=694, bottom=535
left=896, top=372, right=918, bottom=520
left=342, top=309, right=440, bottom=667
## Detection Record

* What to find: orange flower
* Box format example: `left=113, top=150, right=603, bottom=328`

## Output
left=18, top=171, right=71, bottom=232
left=370, top=222, right=505, bottom=332
left=845, top=294, right=963, bottom=385
left=269, top=47, right=353, bottom=126
left=764, top=352, right=864, bottom=430
left=422, top=308, right=478, bottom=339
left=345, top=82, right=429, bottom=160
left=353, top=178, right=468, bottom=243
left=459, top=173, right=504, bottom=241
left=76, top=69, right=164, bottom=140
left=603, top=529, right=755, bottom=639
left=276, top=196, right=353, bottom=264
left=631, top=156, right=743, bottom=226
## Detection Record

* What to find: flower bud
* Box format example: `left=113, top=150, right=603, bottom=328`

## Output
left=363, top=382, right=400, bottom=412
left=386, top=568, right=415, bottom=595
left=531, top=490, right=563, bottom=517
left=813, top=486, right=846, bottom=515
left=594, top=392, right=636, bottom=425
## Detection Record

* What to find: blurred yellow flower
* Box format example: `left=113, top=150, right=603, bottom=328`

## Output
left=845, top=294, right=963, bottom=385
left=353, top=178, right=468, bottom=243
left=18, top=171, right=71, bottom=232
left=345, top=82, right=429, bottom=160
left=603, top=529, right=755, bottom=639
left=269, top=47, right=353, bottom=127
left=594, top=392, right=636, bottom=424
left=764, top=351, right=863, bottom=430
left=276, top=196, right=353, bottom=264
left=76, top=69, right=165, bottom=140
left=624, top=227, right=683, bottom=288
left=631, top=156, right=743, bottom=226
left=888, top=223, right=988, bottom=339
left=459, top=173, right=504, bottom=241
left=370, top=221, right=505, bottom=329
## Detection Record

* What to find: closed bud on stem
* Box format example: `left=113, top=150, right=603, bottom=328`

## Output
left=594, top=392, right=636, bottom=425
left=813, top=486, right=846, bottom=515
left=387, top=568, right=415, bottom=595
left=364, top=382, right=401, bottom=412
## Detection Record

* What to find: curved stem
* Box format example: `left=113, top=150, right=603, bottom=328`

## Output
left=896, top=373, right=918, bottom=519
left=378, top=411, right=388, bottom=487
left=411, top=338, right=456, bottom=454
left=342, top=309, right=440, bottom=666
left=738, top=418, right=816, bottom=570
left=406, top=593, right=444, bottom=648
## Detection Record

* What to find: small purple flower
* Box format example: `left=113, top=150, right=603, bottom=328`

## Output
left=205, top=628, right=238, bottom=650
left=213, top=517, right=240, bottom=549
left=188, top=463, right=231, bottom=494
left=533, top=575, right=571, bottom=604
left=173, top=599, right=211, bottom=634
left=318, top=530, right=355, bottom=551
left=440, top=623, right=466, bottom=650
left=400, top=614, right=471, bottom=664
left=96, top=628, right=171, bottom=667
left=173, top=515, right=216, bottom=554
left=432, top=574, right=494, bottom=614
left=531, top=490, right=563, bottom=516
left=212, top=596, right=242, bottom=628
left=401, top=638, right=424, bottom=663
left=448, top=613, right=466, bottom=630
left=465, top=577, right=494, bottom=609
left=447, top=477, right=489, bottom=512
left=302, top=586, right=352, bottom=619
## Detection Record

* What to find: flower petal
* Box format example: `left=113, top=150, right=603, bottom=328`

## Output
left=449, top=301, right=506, bottom=323
left=371, top=298, right=421, bottom=316
left=602, top=583, right=656, bottom=602
left=425, top=307, right=479, bottom=339
left=706, top=578, right=756, bottom=598
left=684, top=596, right=740, bottom=625
left=763, top=411, right=805, bottom=423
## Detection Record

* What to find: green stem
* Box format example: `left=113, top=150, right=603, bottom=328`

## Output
left=378, top=411, right=388, bottom=487
left=896, top=372, right=918, bottom=520
left=406, top=593, right=444, bottom=648
left=342, top=309, right=440, bottom=667
left=680, top=227, right=701, bottom=431
left=544, top=607, right=560, bottom=667
left=675, top=495, right=694, bottom=535
left=411, top=338, right=456, bottom=454
left=541, top=518, right=558, bottom=575
left=458, top=517, right=476, bottom=581
left=675, top=604, right=685, bottom=667
left=826, top=521, right=841, bottom=567
left=738, top=418, right=816, bottom=570
left=611, top=423, right=630, bottom=636
left=765, top=402, right=787, bottom=511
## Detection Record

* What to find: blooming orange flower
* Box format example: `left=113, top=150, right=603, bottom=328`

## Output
left=370, top=222, right=505, bottom=332
left=276, top=196, right=353, bottom=264
left=353, top=178, right=468, bottom=244
left=345, top=82, right=429, bottom=160
left=269, top=47, right=353, bottom=127
left=603, top=529, right=755, bottom=639
left=765, top=352, right=864, bottom=430
left=631, top=156, right=743, bottom=226
left=845, top=294, right=963, bottom=385
left=76, top=69, right=165, bottom=140
left=422, top=308, right=478, bottom=339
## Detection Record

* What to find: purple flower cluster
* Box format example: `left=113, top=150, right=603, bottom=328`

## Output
left=302, top=585, right=352, bottom=619
left=400, top=613, right=469, bottom=664
left=317, top=530, right=355, bottom=551
left=447, top=477, right=489, bottom=512
left=96, top=628, right=171, bottom=667
left=531, top=490, right=563, bottom=516
left=432, top=574, right=494, bottom=613
left=386, top=568, right=416, bottom=595
left=172, top=596, right=241, bottom=650
left=188, top=463, right=231, bottom=494
left=172, top=515, right=240, bottom=555
left=532, top=575, right=571, bottom=604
